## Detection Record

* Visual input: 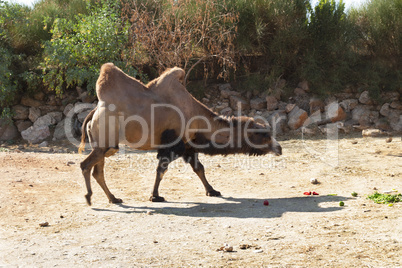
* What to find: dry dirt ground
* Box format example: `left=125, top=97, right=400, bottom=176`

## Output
left=0, top=134, right=401, bottom=267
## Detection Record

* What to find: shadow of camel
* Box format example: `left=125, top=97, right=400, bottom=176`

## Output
left=92, top=195, right=352, bottom=219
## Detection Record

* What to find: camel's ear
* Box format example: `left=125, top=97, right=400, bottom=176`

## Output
left=254, top=122, right=272, bottom=140
left=255, top=121, right=271, bottom=129
left=262, top=131, right=272, bottom=142
left=248, top=129, right=272, bottom=145
left=253, top=118, right=270, bottom=127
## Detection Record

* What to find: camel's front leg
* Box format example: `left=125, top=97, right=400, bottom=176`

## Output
left=186, top=152, right=221, bottom=197
left=150, top=129, right=186, bottom=202
left=150, top=157, right=170, bottom=202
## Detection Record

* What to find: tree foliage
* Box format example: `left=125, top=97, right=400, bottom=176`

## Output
left=301, top=0, right=359, bottom=94
left=350, top=0, right=401, bottom=95
left=0, top=0, right=401, bottom=110
left=42, top=1, right=140, bottom=95
left=0, top=47, right=17, bottom=107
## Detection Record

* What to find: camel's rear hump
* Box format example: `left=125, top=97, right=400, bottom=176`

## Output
left=146, top=67, right=185, bottom=89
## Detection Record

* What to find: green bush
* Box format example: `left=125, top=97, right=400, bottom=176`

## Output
left=1, top=0, right=92, bottom=55
left=0, top=47, right=17, bottom=107
left=264, top=0, right=310, bottom=86
left=1, top=0, right=401, bottom=107
left=42, top=1, right=140, bottom=95
left=300, top=0, right=359, bottom=95
left=0, top=0, right=95, bottom=108
left=0, top=1, right=31, bottom=50
left=0, top=2, right=24, bottom=111
left=356, top=0, right=401, bottom=63
left=350, top=0, right=401, bottom=95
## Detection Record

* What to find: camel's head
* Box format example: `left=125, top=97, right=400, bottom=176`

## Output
left=246, top=121, right=282, bottom=156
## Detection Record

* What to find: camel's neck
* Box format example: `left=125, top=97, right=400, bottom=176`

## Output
left=188, top=104, right=266, bottom=156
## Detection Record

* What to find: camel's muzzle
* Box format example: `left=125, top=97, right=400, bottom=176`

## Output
left=272, top=138, right=282, bottom=156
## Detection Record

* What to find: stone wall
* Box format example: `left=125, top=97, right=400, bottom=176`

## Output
left=203, top=82, right=401, bottom=136
left=0, top=83, right=401, bottom=144
left=0, top=88, right=97, bottom=144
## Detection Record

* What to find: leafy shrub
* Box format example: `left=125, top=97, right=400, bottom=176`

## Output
left=263, top=0, right=310, bottom=86
left=42, top=1, right=140, bottom=95
left=355, top=0, right=401, bottom=63
left=301, top=0, right=359, bottom=95
left=0, top=1, right=31, bottom=50
left=350, top=0, right=401, bottom=95
left=0, top=0, right=95, bottom=108
left=1, top=0, right=401, bottom=105
left=0, top=47, right=17, bottom=107
left=0, top=107, right=14, bottom=123
left=0, top=2, right=24, bottom=110
left=1, top=0, right=92, bottom=55
left=223, top=0, right=310, bottom=90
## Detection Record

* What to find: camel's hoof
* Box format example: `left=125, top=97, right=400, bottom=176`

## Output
left=110, top=198, right=123, bottom=204
left=207, top=190, right=221, bottom=197
left=85, top=194, right=92, bottom=206
left=150, top=196, right=165, bottom=202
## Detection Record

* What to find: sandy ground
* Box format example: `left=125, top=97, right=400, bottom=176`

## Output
left=0, top=134, right=401, bottom=267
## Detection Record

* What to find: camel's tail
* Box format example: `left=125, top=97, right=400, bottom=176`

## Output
left=78, top=107, right=97, bottom=154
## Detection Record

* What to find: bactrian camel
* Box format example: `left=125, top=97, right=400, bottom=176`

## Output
left=79, top=63, right=282, bottom=205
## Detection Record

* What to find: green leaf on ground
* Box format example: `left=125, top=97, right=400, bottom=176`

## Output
left=367, top=192, right=401, bottom=204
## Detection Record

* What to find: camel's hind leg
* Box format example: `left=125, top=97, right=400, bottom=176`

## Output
left=80, top=147, right=120, bottom=205
left=92, top=158, right=122, bottom=204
